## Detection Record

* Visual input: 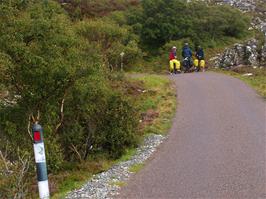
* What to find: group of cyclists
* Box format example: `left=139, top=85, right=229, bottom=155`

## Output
left=169, top=43, right=206, bottom=74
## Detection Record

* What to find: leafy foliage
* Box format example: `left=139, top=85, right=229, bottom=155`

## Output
left=0, top=0, right=255, bottom=197
left=58, top=0, right=140, bottom=20
left=127, top=0, right=251, bottom=49
left=75, top=18, right=142, bottom=70
left=0, top=0, right=139, bottom=174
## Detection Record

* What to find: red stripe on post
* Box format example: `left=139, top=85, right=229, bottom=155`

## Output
left=34, top=131, right=41, bottom=142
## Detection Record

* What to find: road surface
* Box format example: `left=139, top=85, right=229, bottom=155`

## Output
left=118, top=72, right=266, bottom=199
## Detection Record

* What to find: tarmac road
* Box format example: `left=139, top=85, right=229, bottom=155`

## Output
left=118, top=72, right=266, bottom=199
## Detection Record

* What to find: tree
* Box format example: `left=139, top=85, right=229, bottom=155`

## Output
left=76, top=18, right=142, bottom=70
left=0, top=1, right=139, bottom=170
left=129, top=0, right=250, bottom=49
left=140, top=0, right=186, bottom=47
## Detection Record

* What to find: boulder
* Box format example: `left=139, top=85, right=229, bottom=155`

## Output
left=261, top=43, right=266, bottom=66
left=213, top=39, right=264, bottom=68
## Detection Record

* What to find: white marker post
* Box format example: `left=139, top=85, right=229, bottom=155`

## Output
left=120, top=51, right=125, bottom=71
left=33, top=123, right=50, bottom=199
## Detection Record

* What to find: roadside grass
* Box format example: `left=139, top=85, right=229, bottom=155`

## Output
left=127, top=74, right=177, bottom=135
left=50, top=74, right=177, bottom=198
left=213, top=67, right=266, bottom=98
left=109, top=181, right=127, bottom=187
left=129, top=163, right=145, bottom=173
left=51, top=171, right=92, bottom=199
left=51, top=160, right=114, bottom=199
left=115, top=148, right=137, bottom=163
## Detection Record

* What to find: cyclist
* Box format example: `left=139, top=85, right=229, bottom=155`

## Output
left=195, top=46, right=206, bottom=72
left=182, top=43, right=193, bottom=72
left=169, top=46, right=180, bottom=74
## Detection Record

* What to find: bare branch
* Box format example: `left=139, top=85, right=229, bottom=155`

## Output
left=31, top=114, right=36, bottom=124
left=36, top=110, right=40, bottom=122
left=0, top=150, right=9, bottom=173
left=69, top=144, right=82, bottom=162
left=30, top=110, right=40, bottom=125
left=27, top=115, right=33, bottom=141
left=14, top=152, right=30, bottom=199
left=55, top=96, right=65, bottom=133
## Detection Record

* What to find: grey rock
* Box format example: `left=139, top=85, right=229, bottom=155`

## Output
left=212, top=38, right=266, bottom=68
left=260, top=43, right=266, bottom=65
left=201, top=0, right=266, bottom=67
left=215, top=0, right=256, bottom=12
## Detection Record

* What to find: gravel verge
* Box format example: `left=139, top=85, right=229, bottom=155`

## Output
left=65, top=134, right=166, bottom=199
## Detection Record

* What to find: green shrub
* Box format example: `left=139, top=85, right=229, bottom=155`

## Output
left=0, top=1, right=139, bottom=172
left=98, top=93, right=139, bottom=158
left=76, top=18, right=142, bottom=70
left=57, top=76, right=139, bottom=160
left=128, top=0, right=251, bottom=50
left=59, top=0, right=140, bottom=20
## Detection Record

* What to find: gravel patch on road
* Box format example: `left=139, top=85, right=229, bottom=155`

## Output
left=65, top=134, right=166, bottom=199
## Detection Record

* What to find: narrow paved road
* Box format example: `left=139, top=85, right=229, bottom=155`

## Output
left=118, top=72, right=266, bottom=199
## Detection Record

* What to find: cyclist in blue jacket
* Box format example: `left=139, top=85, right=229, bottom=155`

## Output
left=196, top=46, right=204, bottom=60
left=182, top=43, right=192, bottom=59
left=182, top=43, right=193, bottom=70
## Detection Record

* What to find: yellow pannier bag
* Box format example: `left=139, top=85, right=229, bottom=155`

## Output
left=194, top=59, right=199, bottom=67
left=169, top=59, right=181, bottom=72
left=200, top=60, right=205, bottom=68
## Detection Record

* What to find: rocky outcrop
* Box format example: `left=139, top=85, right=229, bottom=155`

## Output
left=251, top=17, right=266, bottom=36
left=213, top=39, right=264, bottom=68
left=261, top=43, right=266, bottom=66
left=215, top=0, right=256, bottom=12
left=208, top=0, right=266, bottom=67
left=213, top=0, right=266, bottom=36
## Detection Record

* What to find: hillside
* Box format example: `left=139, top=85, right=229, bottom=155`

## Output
left=0, top=0, right=264, bottom=198
left=58, top=0, right=140, bottom=19
left=205, top=0, right=266, bottom=68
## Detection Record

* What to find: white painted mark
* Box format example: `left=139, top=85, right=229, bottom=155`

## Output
left=38, top=180, right=50, bottom=199
left=33, top=143, right=46, bottom=163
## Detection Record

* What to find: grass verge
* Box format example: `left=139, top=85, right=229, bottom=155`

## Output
left=109, top=181, right=127, bottom=187
left=50, top=73, right=176, bottom=198
left=129, top=163, right=145, bottom=173
left=127, top=74, right=177, bottom=135
left=51, top=160, right=114, bottom=199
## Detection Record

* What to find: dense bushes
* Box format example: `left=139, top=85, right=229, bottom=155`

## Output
left=127, top=0, right=251, bottom=49
left=58, top=0, right=140, bottom=20
left=0, top=0, right=254, bottom=197
left=60, top=78, right=139, bottom=161
left=75, top=17, right=142, bottom=70
left=0, top=0, right=139, bottom=177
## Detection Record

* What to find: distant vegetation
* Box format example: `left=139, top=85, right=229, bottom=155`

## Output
left=63, top=0, right=251, bottom=47
left=125, top=0, right=251, bottom=71
left=0, top=0, right=252, bottom=197
left=57, top=0, right=251, bottom=71
left=129, top=0, right=250, bottom=49
left=58, top=0, right=139, bottom=19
